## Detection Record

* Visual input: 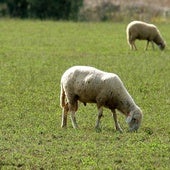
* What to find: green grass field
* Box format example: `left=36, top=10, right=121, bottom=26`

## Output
left=0, top=19, right=170, bottom=169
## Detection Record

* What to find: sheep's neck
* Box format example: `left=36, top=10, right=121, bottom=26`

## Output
left=117, top=97, right=136, bottom=115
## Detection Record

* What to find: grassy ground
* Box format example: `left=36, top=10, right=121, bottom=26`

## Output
left=0, top=19, right=170, bottom=169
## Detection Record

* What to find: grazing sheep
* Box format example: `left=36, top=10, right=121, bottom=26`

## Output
left=126, top=21, right=165, bottom=50
left=60, top=66, right=143, bottom=132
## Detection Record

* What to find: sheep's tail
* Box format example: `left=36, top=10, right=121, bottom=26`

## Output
left=60, top=84, right=66, bottom=108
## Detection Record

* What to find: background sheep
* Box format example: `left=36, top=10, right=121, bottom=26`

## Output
left=60, top=66, right=143, bottom=132
left=126, top=21, right=165, bottom=50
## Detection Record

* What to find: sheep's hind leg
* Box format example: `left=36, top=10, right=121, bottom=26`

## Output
left=70, top=101, right=78, bottom=129
left=61, top=103, right=69, bottom=128
left=130, top=40, right=137, bottom=50
left=129, top=43, right=134, bottom=50
left=70, top=111, right=78, bottom=129
left=133, top=42, right=137, bottom=50
left=112, top=110, right=123, bottom=133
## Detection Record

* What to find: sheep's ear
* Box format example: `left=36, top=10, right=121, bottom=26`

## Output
left=126, top=114, right=132, bottom=123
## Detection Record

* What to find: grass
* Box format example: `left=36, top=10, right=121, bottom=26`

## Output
left=0, top=19, right=170, bottom=169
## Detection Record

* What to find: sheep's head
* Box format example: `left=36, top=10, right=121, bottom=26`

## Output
left=158, top=42, right=165, bottom=50
left=126, top=107, right=143, bottom=132
left=155, top=36, right=166, bottom=50
left=154, top=34, right=165, bottom=50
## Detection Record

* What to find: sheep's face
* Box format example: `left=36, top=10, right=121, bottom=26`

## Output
left=126, top=108, right=143, bottom=132
left=158, top=42, right=165, bottom=50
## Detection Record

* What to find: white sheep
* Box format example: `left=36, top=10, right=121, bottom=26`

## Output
left=60, top=66, right=143, bottom=132
left=126, top=21, right=165, bottom=50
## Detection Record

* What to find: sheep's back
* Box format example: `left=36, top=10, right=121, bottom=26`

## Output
left=127, top=21, right=158, bottom=40
left=61, top=66, right=119, bottom=103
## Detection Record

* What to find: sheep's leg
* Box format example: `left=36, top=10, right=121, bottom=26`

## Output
left=61, top=103, right=69, bottom=128
left=70, top=111, right=78, bottom=129
left=111, top=110, right=123, bottom=133
left=151, top=41, right=155, bottom=50
left=145, top=40, right=150, bottom=50
left=131, top=41, right=137, bottom=50
left=130, top=43, right=134, bottom=50
left=129, top=36, right=137, bottom=50
left=95, top=107, right=103, bottom=130
left=70, top=101, right=78, bottom=129
left=133, top=42, right=137, bottom=50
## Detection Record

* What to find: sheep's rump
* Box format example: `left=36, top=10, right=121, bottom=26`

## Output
left=61, top=66, right=123, bottom=104
left=126, top=21, right=158, bottom=41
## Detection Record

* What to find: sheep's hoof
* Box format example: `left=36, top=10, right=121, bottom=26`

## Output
left=61, top=124, right=67, bottom=128
left=128, top=129, right=137, bottom=133
left=119, top=130, right=123, bottom=133
left=71, top=122, right=78, bottom=129
left=73, top=126, right=79, bottom=129
left=116, top=128, right=123, bottom=133
left=117, top=130, right=123, bottom=133
left=95, top=127, right=102, bottom=133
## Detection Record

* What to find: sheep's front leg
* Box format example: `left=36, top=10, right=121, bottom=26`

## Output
left=111, top=110, right=123, bottom=133
left=95, top=107, right=103, bottom=130
left=146, top=40, right=154, bottom=50
left=151, top=41, right=155, bottom=50
left=61, top=103, right=69, bottom=128
left=145, top=40, right=149, bottom=50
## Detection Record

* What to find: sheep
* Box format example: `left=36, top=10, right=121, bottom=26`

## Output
left=126, top=21, right=165, bottom=50
left=60, top=66, right=143, bottom=132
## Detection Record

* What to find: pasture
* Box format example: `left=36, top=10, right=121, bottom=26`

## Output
left=0, top=19, right=170, bottom=169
